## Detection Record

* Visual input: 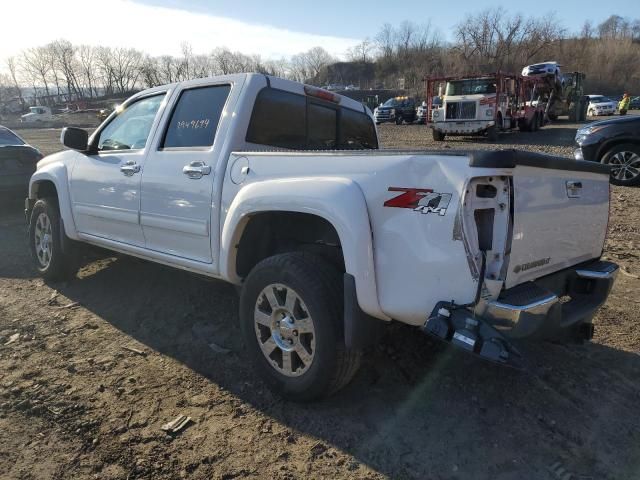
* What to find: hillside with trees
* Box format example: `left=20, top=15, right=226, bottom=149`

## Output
left=1, top=10, right=638, bottom=111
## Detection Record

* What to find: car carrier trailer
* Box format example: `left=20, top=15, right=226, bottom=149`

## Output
left=426, top=72, right=546, bottom=141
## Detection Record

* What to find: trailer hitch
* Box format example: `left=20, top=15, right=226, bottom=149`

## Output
left=421, top=302, right=523, bottom=369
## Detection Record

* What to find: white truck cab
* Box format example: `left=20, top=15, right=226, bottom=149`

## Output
left=428, top=74, right=545, bottom=141
left=21, top=106, right=54, bottom=123
left=26, top=74, right=617, bottom=400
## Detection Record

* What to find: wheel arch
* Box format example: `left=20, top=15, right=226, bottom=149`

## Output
left=29, top=165, right=78, bottom=240
left=596, top=137, right=640, bottom=161
left=220, top=177, right=389, bottom=320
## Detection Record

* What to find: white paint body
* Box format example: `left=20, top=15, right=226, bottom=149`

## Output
left=29, top=74, right=611, bottom=327
left=21, top=106, right=54, bottom=123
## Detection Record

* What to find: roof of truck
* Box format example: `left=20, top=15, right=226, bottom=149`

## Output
left=125, top=73, right=368, bottom=114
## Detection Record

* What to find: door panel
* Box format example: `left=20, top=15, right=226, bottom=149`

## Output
left=140, top=84, right=232, bottom=263
left=70, top=93, right=167, bottom=247
left=70, top=151, right=146, bottom=245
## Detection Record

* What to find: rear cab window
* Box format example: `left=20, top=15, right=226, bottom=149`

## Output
left=246, top=87, right=378, bottom=150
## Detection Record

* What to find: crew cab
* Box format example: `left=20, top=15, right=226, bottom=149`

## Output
left=26, top=74, right=617, bottom=400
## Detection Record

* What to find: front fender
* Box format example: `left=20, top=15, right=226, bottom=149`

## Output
left=29, top=159, right=78, bottom=240
left=220, top=177, right=389, bottom=320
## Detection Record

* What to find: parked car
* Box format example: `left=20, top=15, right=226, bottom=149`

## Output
left=26, top=73, right=617, bottom=400
left=0, top=125, right=43, bottom=197
left=522, top=61, right=562, bottom=82
left=574, top=115, right=640, bottom=186
left=373, top=96, right=416, bottom=124
left=585, top=95, right=616, bottom=117
left=629, top=96, right=640, bottom=110
left=20, top=106, right=54, bottom=123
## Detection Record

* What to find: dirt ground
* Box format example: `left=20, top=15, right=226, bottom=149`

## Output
left=1, top=122, right=639, bottom=480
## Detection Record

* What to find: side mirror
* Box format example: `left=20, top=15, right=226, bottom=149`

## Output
left=60, top=127, right=89, bottom=151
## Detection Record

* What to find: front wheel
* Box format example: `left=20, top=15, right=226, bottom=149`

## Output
left=395, top=116, right=402, bottom=125
left=486, top=125, right=498, bottom=141
left=240, top=253, right=361, bottom=401
left=28, top=197, right=78, bottom=281
left=602, top=143, right=640, bottom=187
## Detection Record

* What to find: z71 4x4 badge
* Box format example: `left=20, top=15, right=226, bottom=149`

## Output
left=384, top=187, right=452, bottom=216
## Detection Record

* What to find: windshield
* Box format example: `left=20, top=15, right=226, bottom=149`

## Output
left=446, top=79, right=496, bottom=96
left=590, top=96, right=611, bottom=103
left=382, top=98, right=401, bottom=107
left=0, top=128, right=24, bottom=146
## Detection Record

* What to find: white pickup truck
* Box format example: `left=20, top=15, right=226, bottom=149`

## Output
left=26, top=74, right=617, bottom=400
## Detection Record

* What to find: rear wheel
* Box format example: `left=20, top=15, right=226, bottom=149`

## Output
left=601, top=143, right=640, bottom=187
left=532, top=113, right=540, bottom=131
left=432, top=129, right=446, bottom=141
left=240, top=252, right=361, bottom=401
left=28, top=198, right=78, bottom=281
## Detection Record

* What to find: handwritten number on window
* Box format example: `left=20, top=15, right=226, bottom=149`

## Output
left=177, top=118, right=210, bottom=130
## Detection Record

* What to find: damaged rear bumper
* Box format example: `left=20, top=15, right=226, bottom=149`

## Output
left=422, top=260, right=618, bottom=367
left=483, top=259, right=618, bottom=340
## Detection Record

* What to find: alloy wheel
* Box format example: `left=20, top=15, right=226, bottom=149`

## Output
left=34, top=212, right=53, bottom=269
left=609, top=151, right=640, bottom=183
left=254, top=283, right=316, bottom=377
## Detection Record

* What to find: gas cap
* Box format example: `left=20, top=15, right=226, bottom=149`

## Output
left=230, top=156, right=250, bottom=184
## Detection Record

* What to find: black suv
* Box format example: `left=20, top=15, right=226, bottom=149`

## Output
left=373, top=97, right=417, bottom=125
left=574, top=115, right=640, bottom=186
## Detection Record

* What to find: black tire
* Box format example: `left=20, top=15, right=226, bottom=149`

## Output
left=28, top=197, right=78, bottom=281
left=548, top=113, right=558, bottom=121
left=432, top=129, right=446, bottom=141
left=240, top=252, right=361, bottom=401
left=486, top=125, right=498, bottom=142
left=601, top=143, right=640, bottom=187
left=532, top=113, right=540, bottom=132
left=518, top=118, right=530, bottom=132
left=395, top=116, right=402, bottom=125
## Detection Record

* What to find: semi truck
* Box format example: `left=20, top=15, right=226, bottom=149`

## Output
left=426, top=73, right=546, bottom=141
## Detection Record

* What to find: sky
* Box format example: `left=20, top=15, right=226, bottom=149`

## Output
left=0, top=0, right=636, bottom=68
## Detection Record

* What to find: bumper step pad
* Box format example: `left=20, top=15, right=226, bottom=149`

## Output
left=422, top=303, right=523, bottom=369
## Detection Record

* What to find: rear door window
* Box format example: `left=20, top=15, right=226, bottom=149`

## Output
left=162, top=85, right=231, bottom=149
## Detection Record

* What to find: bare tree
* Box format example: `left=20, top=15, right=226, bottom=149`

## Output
left=347, top=39, right=374, bottom=63
left=6, top=57, right=25, bottom=109
left=21, top=47, right=52, bottom=103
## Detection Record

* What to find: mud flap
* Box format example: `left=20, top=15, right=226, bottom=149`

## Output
left=421, top=302, right=523, bottom=369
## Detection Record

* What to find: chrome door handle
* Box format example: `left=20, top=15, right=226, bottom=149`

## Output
left=183, top=161, right=211, bottom=180
left=120, top=161, right=141, bottom=176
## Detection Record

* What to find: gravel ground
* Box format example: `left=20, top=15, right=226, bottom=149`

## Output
left=1, top=122, right=639, bottom=480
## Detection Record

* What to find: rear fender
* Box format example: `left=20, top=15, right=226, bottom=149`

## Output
left=220, top=177, right=389, bottom=320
